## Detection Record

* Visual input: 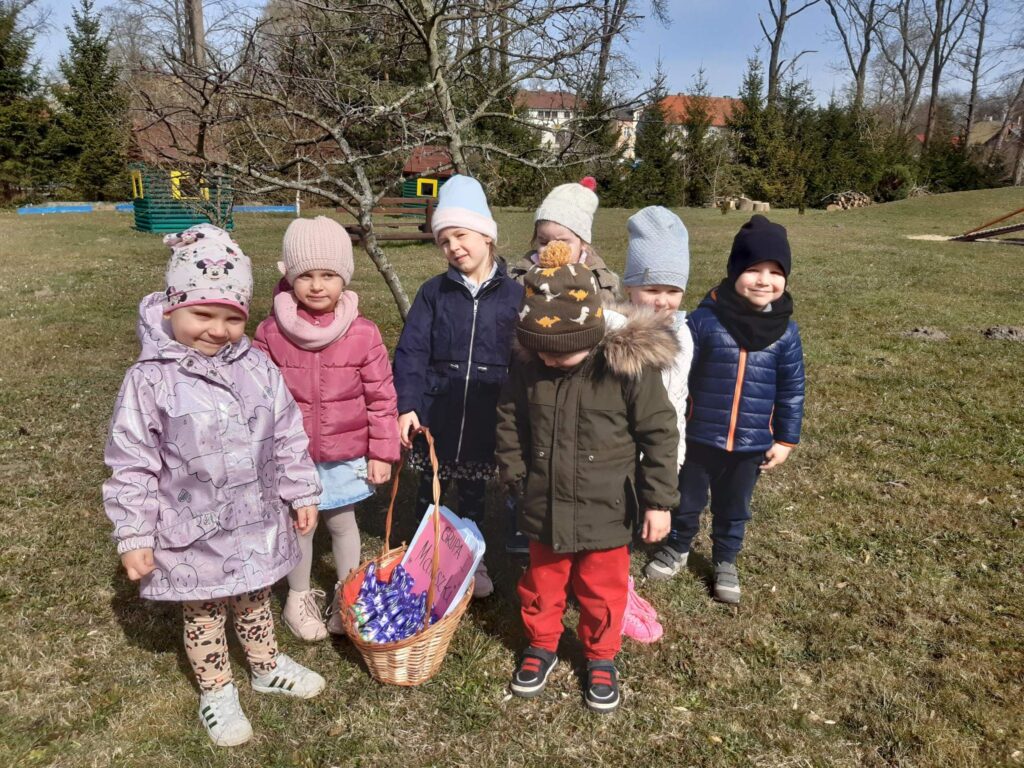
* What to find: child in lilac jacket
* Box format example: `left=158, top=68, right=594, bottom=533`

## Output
left=103, top=224, right=326, bottom=748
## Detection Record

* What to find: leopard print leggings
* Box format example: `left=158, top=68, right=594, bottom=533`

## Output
left=182, top=588, right=279, bottom=692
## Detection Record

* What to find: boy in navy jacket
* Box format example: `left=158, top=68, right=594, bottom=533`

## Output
left=645, top=215, right=805, bottom=603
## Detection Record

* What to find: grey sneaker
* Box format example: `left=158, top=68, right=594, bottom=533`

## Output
left=198, top=683, right=253, bottom=747
left=325, top=582, right=345, bottom=636
left=713, top=562, right=741, bottom=604
left=644, top=546, right=688, bottom=581
left=251, top=653, right=326, bottom=699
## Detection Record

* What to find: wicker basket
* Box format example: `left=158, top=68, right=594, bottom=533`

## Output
left=340, top=428, right=473, bottom=686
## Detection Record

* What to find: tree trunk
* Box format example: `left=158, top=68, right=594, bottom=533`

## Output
left=185, top=0, right=205, bottom=69
left=595, top=0, right=627, bottom=101
left=963, top=0, right=988, bottom=150
left=766, top=0, right=786, bottom=105
left=923, top=0, right=947, bottom=150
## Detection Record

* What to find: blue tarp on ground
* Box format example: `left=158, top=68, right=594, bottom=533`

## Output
left=233, top=205, right=296, bottom=213
left=17, top=203, right=297, bottom=215
left=18, top=205, right=94, bottom=214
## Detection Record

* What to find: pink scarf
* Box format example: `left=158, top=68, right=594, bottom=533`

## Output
left=273, top=289, right=359, bottom=351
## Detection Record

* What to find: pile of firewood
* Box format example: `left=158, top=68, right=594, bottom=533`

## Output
left=715, top=196, right=771, bottom=213
left=823, top=191, right=873, bottom=211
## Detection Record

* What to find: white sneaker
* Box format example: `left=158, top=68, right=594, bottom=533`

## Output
left=282, top=589, right=329, bottom=642
left=198, top=683, right=253, bottom=747
left=251, top=653, right=326, bottom=699
left=472, top=560, right=494, bottom=598
left=325, top=582, right=345, bottom=636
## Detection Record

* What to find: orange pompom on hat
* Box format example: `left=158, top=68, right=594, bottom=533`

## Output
left=516, top=241, right=606, bottom=353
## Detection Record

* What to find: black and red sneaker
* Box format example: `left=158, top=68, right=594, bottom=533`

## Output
left=510, top=647, right=558, bottom=698
left=584, top=660, right=621, bottom=712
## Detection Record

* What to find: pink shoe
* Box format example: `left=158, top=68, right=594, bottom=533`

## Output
left=627, top=577, right=658, bottom=621
left=622, top=605, right=664, bottom=643
left=621, top=578, right=663, bottom=643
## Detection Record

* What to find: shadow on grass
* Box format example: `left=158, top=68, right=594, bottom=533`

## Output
left=109, top=567, right=201, bottom=689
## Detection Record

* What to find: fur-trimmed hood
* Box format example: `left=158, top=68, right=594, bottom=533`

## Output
left=515, top=302, right=680, bottom=379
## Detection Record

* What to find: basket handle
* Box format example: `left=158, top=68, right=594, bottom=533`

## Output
left=380, top=426, right=443, bottom=628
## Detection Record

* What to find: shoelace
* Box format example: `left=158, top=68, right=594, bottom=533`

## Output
left=301, top=589, right=326, bottom=619
left=206, top=686, right=243, bottom=721
left=323, top=587, right=341, bottom=622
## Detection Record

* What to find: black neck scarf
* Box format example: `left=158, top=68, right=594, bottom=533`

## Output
left=708, top=278, right=793, bottom=352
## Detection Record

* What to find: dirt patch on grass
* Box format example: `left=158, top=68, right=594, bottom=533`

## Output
left=982, top=325, right=1024, bottom=341
left=903, top=326, right=949, bottom=341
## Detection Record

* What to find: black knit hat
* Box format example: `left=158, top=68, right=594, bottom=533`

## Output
left=517, top=242, right=605, bottom=353
left=727, top=215, right=792, bottom=283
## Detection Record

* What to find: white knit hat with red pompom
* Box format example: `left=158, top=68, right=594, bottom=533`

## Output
left=534, top=176, right=599, bottom=244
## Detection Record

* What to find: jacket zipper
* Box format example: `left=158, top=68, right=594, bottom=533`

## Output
left=454, top=297, right=479, bottom=462
left=312, top=349, right=322, bottom=460
left=725, top=349, right=747, bottom=452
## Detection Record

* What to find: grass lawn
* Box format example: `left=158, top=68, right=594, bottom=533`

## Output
left=0, top=189, right=1022, bottom=767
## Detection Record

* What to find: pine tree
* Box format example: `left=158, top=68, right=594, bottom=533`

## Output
left=49, top=0, right=128, bottom=200
left=681, top=67, right=714, bottom=206
left=625, top=66, right=682, bottom=207
left=0, top=0, right=49, bottom=201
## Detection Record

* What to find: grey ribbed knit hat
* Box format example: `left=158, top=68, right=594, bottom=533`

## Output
left=279, top=216, right=354, bottom=284
left=623, top=206, right=690, bottom=291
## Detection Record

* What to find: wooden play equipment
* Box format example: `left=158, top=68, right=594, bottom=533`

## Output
left=129, top=163, right=234, bottom=233
left=340, top=197, right=437, bottom=243
left=950, top=206, right=1024, bottom=244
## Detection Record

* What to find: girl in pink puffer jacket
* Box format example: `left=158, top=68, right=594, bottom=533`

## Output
left=104, top=225, right=326, bottom=747
left=254, top=216, right=400, bottom=642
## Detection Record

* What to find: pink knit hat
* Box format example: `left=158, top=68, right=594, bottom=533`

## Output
left=279, top=216, right=354, bottom=284
left=162, top=224, right=253, bottom=317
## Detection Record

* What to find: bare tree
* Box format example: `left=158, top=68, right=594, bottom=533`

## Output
left=825, top=0, right=887, bottom=109
left=132, top=0, right=638, bottom=318
left=871, top=0, right=936, bottom=135
left=107, top=0, right=253, bottom=71
left=759, top=0, right=823, bottom=106
left=960, top=0, right=992, bottom=145
left=921, top=0, right=975, bottom=148
left=592, top=0, right=668, bottom=100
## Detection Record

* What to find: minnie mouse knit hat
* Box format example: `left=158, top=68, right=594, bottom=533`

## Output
left=162, top=223, right=253, bottom=317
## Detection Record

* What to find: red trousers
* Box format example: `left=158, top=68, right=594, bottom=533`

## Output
left=518, top=541, right=630, bottom=661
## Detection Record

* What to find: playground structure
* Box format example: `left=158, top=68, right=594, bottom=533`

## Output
left=340, top=197, right=436, bottom=243
left=951, top=206, right=1024, bottom=245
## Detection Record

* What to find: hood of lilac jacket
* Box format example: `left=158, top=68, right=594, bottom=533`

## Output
left=253, top=302, right=400, bottom=465
left=102, top=293, right=321, bottom=602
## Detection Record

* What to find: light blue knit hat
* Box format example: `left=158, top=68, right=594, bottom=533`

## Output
left=431, top=174, right=498, bottom=243
left=624, top=206, right=690, bottom=291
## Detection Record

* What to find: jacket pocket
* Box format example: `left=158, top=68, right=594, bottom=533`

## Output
left=425, top=368, right=452, bottom=397
left=218, top=483, right=267, bottom=530
left=155, top=512, right=217, bottom=550
left=576, top=447, right=635, bottom=528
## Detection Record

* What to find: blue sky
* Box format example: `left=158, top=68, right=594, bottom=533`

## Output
left=34, top=0, right=858, bottom=102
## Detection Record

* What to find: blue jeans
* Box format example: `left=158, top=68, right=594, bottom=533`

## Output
left=415, top=473, right=486, bottom=523
left=667, top=442, right=763, bottom=564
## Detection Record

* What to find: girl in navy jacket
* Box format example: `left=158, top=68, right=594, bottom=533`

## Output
left=645, top=215, right=805, bottom=604
left=393, top=176, right=523, bottom=597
